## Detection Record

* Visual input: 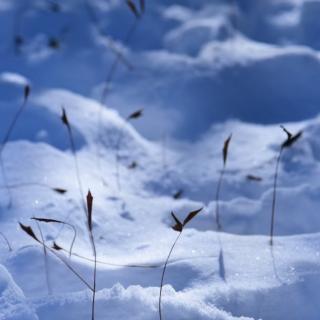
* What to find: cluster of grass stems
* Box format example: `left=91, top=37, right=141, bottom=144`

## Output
left=13, top=120, right=303, bottom=320
left=4, top=90, right=302, bottom=319
left=0, top=3, right=306, bottom=320
left=94, top=0, right=145, bottom=189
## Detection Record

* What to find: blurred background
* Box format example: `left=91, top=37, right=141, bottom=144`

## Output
left=0, top=0, right=320, bottom=140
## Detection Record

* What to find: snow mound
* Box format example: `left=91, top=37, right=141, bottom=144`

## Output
left=0, top=264, right=38, bottom=320
left=1, top=1, right=320, bottom=319
left=33, top=284, right=252, bottom=320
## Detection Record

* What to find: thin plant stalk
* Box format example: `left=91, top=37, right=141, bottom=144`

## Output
left=215, top=174, right=227, bottom=281
left=0, top=231, right=12, bottom=251
left=215, top=135, right=232, bottom=231
left=50, top=245, right=93, bottom=291
left=51, top=243, right=94, bottom=291
left=13, top=5, right=25, bottom=54
left=230, top=0, right=239, bottom=33
left=115, top=129, right=124, bottom=191
left=95, top=31, right=136, bottom=189
left=161, top=133, right=168, bottom=173
left=59, top=222, right=76, bottom=258
left=61, top=113, right=99, bottom=319
left=99, top=18, right=138, bottom=105
left=61, top=108, right=96, bottom=260
left=86, top=191, right=97, bottom=320
left=94, top=3, right=144, bottom=187
left=32, top=217, right=77, bottom=258
left=0, top=85, right=30, bottom=207
left=94, top=17, right=138, bottom=185
left=159, top=232, right=182, bottom=320
left=0, top=156, right=11, bottom=208
left=269, top=126, right=302, bottom=246
left=84, top=0, right=133, bottom=74
left=61, top=108, right=86, bottom=214
left=59, top=245, right=158, bottom=268
left=47, top=242, right=214, bottom=270
left=114, top=110, right=143, bottom=191
left=36, top=222, right=52, bottom=295
left=22, top=240, right=216, bottom=271
left=88, top=231, right=97, bottom=320
left=269, top=148, right=283, bottom=246
left=215, top=167, right=225, bottom=231
left=159, top=209, right=202, bottom=320
left=19, top=223, right=93, bottom=291
left=91, top=234, right=97, bottom=320
left=213, top=135, right=231, bottom=282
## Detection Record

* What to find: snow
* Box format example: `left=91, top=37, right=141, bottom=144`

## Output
left=0, top=0, right=320, bottom=319
left=0, top=264, right=37, bottom=320
left=0, top=73, right=29, bottom=87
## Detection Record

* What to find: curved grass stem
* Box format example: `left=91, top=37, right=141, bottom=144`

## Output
left=159, top=232, right=182, bottom=320
left=270, top=147, right=283, bottom=246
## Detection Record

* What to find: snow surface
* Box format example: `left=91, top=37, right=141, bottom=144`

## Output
left=0, top=0, right=320, bottom=319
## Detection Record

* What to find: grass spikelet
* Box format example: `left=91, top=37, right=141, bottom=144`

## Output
left=31, top=217, right=77, bottom=258
left=159, top=208, right=202, bottom=320
left=86, top=190, right=97, bottom=320
left=246, top=174, right=262, bottom=182
left=269, top=126, right=302, bottom=246
left=60, top=107, right=86, bottom=214
left=215, top=134, right=232, bottom=231
left=126, top=109, right=143, bottom=121
left=115, top=109, right=144, bottom=191
left=94, top=1, right=146, bottom=186
left=19, top=222, right=94, bottom=291
left=126, top=0, right=141, bottom=19
left=173, top=189, right=183, bottom=200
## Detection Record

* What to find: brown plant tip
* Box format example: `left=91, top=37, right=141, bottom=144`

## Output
left=19, top=223, right=40, bottom=243
left=173, top=189, right=183, bottom=200
left=160, top=207, right=202, bottom=320
left=61, top=107, right=69, bottom=126
left=127, top=109, right=143, bottom=121
left=52, top=187, right=67, bottom=194
left=183, top=208, right=203, bottom=226
left=171, top=212, right=183, bottom=232
left=281, top=129, right=303, bottom=149
left=32, top=217, right=63, bottom=224
left=223, top=134, right=232, bottom=165
left=280, top=125, right=292, bottom=140
left=48, top=37, right=60, bottom=49
left=246, top=174, right=262, bottom=182
left=31, top=217, right=76, bottom=257
left=126, top=0, right=140, bottom=18
left=52, top=242, right=63, bottom=251
left=24, top=85, right=31, bottom=101
left=14, top=35, right=24, bottom=46
left=87, top=190, right=93, bottom=231
left=128, top=161, right=138, bottom=169
left=171, top=208, right=203, bottom=232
